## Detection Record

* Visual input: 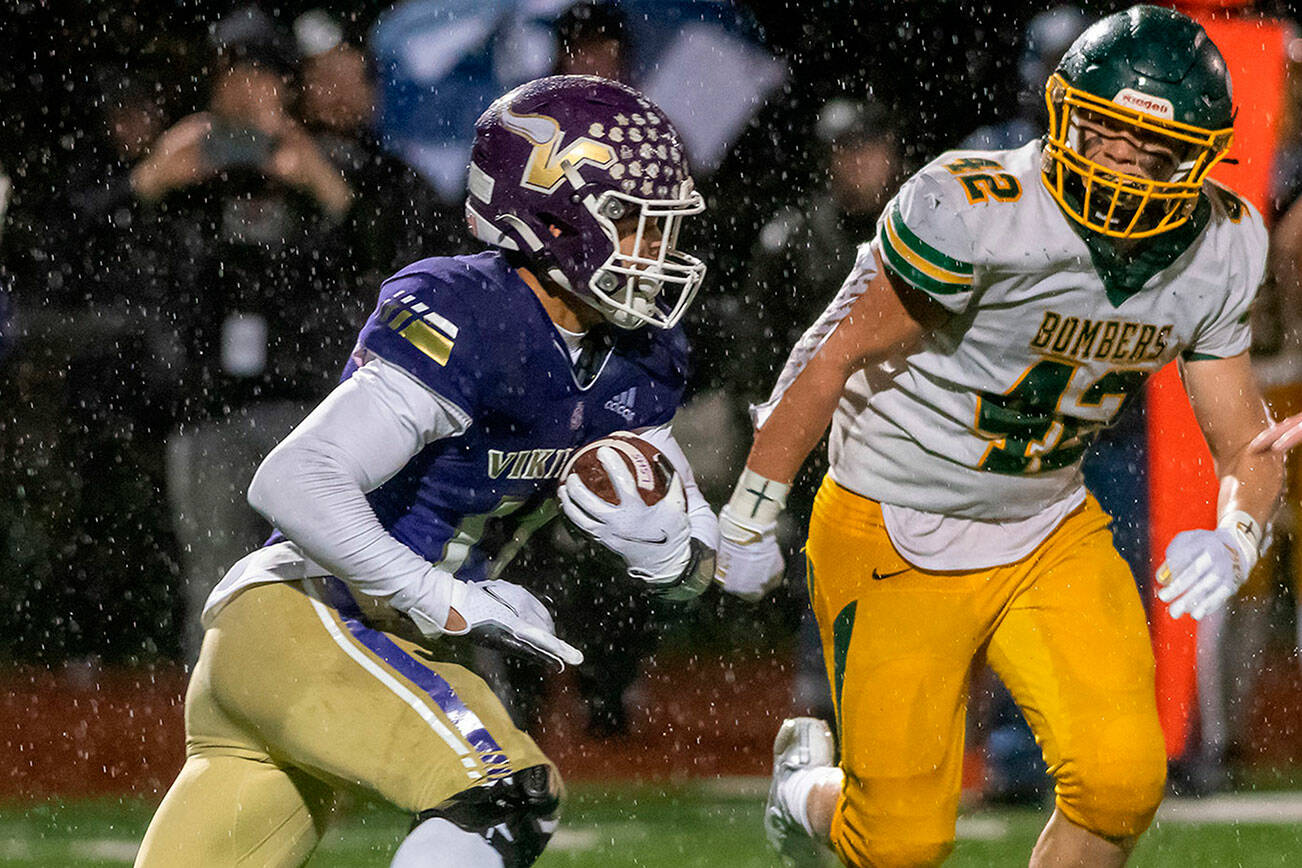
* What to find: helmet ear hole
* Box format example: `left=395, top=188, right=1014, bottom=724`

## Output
left=538, top=213, right=579, bottom=238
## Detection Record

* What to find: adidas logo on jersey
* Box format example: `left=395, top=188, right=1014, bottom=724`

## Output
left=604, top=387, right=637, bottom=422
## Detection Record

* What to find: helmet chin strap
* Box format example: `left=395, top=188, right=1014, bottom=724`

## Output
left=546, top=267, right=575, bottom=292
left=603, top=304, right=647, bottom=330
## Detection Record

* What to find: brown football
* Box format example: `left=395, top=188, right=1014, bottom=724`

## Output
left=561, top=432, right=674, bottom=506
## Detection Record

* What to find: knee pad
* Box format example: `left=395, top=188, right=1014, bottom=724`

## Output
left=413, top=764, right=560, bottom=868
left=1056, top=737, right=1166, bottom=838
left=832, top=806, right=953, bottom=868
left=832, top=831, right=953, bottom=868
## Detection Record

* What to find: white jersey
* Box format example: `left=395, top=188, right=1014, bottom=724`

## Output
left=826, top=141, right=1266, bottom=523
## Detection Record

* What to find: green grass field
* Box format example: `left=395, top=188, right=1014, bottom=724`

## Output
left=3, top=781, right=1302, bottom=866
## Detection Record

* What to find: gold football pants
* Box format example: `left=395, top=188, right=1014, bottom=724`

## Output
left=135, top=578, right=552, bottom=867
left=807, top=478, right=1166, bottom=867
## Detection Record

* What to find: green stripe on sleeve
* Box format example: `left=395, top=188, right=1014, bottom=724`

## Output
left=889, top=205, right=973, bottom=276
left=879, top=232, right=968, bottom=296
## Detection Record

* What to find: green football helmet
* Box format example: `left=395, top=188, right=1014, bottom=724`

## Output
left=1041, top=4, right=1235, bottom=239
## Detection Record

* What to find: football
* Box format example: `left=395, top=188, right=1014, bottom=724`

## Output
left=562, top=432, right=674, bottom=506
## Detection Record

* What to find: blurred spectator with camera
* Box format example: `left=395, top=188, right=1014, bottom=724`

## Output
left=291, top=8, right=451, bottom=277
left=130, top=9, right=351, bottom=218
left=130, top=5, right=374, bottom=658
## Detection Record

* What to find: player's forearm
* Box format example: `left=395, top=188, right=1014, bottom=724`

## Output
left=247, top=360, right=469, bottom=622
left=745, top=256, right=931, bottom=485
left=249, top=440, right=453, bottom=618
left=1216, top=445, right=1284, bottom=529
left=746, top=350, right=850, bottom=484
left=715, top=355, right=851, bottom=602
left=1183, top=354, right=1282, bottom=531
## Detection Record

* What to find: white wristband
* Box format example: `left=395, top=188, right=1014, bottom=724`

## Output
left=726, top=468, right=791, bottom=528
left=1218, top=510, right=1264, bottom=569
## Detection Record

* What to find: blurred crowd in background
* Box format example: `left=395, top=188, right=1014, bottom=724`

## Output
left=7, top=0, right=1302, bottom=801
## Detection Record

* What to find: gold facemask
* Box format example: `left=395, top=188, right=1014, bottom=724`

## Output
left=1041, top=73, right=1233, bottom=239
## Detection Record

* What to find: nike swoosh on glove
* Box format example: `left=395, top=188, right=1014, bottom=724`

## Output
left=558, top=445, right=693, bottom=588
left=444, top=580, right=584, bottom=671
left=715, top=502, right=785, bottom=602
left=1157, top=524, right=1258, bottom=621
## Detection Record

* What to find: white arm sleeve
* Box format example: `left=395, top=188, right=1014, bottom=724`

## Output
left=247, top=356, right=471, bottom=632
left=639, top=423, right=719, bottom=551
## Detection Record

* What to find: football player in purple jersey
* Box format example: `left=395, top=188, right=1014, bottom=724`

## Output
left=135, top=76, right=719, bottom=868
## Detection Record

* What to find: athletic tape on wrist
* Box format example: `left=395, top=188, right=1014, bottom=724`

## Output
left=726, top=468, right=790, bottom=528
left=1218, top=510, right=1264, bottom=569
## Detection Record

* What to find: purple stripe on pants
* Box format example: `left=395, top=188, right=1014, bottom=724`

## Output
left=321, top=577, right=507, bottom=762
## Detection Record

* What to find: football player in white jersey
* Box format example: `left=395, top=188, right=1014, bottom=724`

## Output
left=715, top=6, right=1282, bottom=867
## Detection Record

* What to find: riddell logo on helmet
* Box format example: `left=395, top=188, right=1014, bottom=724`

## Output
left=1112, top=89, right=1174, bottom=119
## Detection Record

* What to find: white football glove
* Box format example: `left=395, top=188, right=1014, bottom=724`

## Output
left=1157, top=511, right=1264, bottom=621
left=407, top=578, right=583, bottom=671
left=558, top=446, right=694, bottom=589
left=714, top=469, right=789, bottom=602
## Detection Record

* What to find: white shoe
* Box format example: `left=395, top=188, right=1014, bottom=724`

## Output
left=765, top=717, right=836, bottom=866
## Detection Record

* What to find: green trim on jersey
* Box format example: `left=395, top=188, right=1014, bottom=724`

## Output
left=1060, top=189, right=1211, bottom=306
left=879, top=203, right=974, bottom=297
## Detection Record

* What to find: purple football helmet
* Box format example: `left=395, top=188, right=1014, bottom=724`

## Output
left=466, top=76, right=706, bottom=330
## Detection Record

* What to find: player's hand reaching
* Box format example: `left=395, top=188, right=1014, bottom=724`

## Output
left=1249, top=411, right=1302, bottom=454
left=1157, top=514, right=1262, bottom=620
left=412, top=579, right=583, bottom=671
left=558, top=446, right=694, bottom=589
left=714, top=469, right=788, bottom=602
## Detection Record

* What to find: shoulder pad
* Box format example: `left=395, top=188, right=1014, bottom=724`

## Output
left=1204, top=181, right=1268, bottom=270
left=1184, top=182, right=1267, bottom=362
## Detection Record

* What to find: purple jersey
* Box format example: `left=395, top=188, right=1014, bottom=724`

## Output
left=331, top=250, right=687, bottom=582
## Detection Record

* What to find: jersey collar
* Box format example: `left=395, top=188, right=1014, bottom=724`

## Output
left=1060, top=190, right=1211, bottom=306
